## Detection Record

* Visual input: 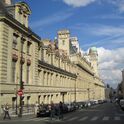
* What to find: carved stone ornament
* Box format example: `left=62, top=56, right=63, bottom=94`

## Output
left=12, top=54, right=18, bottom=62
left=20, top=57, right=25, bottom=64
left=46, top=47, right=52, bottom=54
left=55, top=50, right=60, bottom=57
left=27, top=59, right=31, bottom=66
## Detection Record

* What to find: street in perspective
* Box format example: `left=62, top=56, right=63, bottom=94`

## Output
left=0, top=101, right=124, bottom=124
left=0, top=0, right=124, bottom=124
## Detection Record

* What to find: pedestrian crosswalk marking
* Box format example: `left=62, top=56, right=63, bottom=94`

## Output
left=91, top=116, right=98, bottom=121
left=67, top=117, right=78, bottom=121
left=24, top=118, right=38, bottom=121
left=29, top=118, right=42, bottom=121
left=24, top=117, right=48, bottom=122
left=102, top=116, right=109, bottom=120
left=114, top=117, right=120, bottom=120
left=78, top=116, right=88, bottom=121
left=22, top=115, right=122, bottom=122
left=64, top=116, right=72, bottom=120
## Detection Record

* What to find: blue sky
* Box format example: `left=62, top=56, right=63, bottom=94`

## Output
left=15, top=0, right=124, bottom=88
left=14, top=0, right=124, bottom=50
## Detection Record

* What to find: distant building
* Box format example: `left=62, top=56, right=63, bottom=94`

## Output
left=116, top=82, right=123, bottom=99
left=105, top=85, right=111, bottom=99
left=116, top=69, right=124, bottom=99
left=120, top=69, right=124, bottom=98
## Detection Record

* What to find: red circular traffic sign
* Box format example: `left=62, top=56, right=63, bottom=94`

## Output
left=18, top=89, right=23, bottom=96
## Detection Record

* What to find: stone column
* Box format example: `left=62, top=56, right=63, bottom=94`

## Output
left=47, top=72, right=49, bottom=86
left=39, top=70, right=41, bottom=85
left=60, top=75, right=62, bottom=87
left=51, top=73, right=53, bottom=86
left=52, top=73, right=55, bottom=86
left=41, top=70, right=44, bottom=86
left=56, top=75, right=58, bottom=87
left=63, top=76, right=64, bottom=87
left=44, top=71, right=46, bottom=86
left=50, top=73, right=52, bottom=86
left=46, top=72, right=48, bottom=86
left=58, top=74, right=61, bottom=87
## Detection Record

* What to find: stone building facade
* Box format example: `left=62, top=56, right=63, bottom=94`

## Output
left=0, top=0, right=105, bottom=115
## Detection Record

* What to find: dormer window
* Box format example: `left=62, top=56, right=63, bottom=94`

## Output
left=15, top=2, right=31, bottom=27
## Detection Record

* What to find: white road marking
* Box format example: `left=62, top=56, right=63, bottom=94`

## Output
left=78, top=116, right=88, bottom=121
left=114, top=117, right=120, bottom=121
left=24, top=117, right=48, bottom=122
left=67, top=117, right=78, bottom=121
left=91, top=116, right=98, bottom=121
left=102, top=116, right=109, bottom=121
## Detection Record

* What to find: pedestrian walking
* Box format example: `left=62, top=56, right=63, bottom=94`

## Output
left=54, top=104, right=60, bottom=119
left=49, top=101, right=55, bottom=120
left=34, top=101, right=39, bottom=117
left=59, top=101, right=63, bottom=120
left=3, top=103, right=11, bottom=120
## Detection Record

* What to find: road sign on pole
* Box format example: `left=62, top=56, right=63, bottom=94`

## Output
left=18, top=89, right=23, bottom=96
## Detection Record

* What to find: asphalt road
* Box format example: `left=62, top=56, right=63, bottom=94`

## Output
left=0, top=102, right=124, bottom=124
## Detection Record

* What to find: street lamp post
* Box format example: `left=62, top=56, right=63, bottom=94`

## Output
left=74, top=79, right=76, bottom=102
left=15, top=84, right=18, bottom=115
left=87, top=88, right=90, bottom=101
left=74, top=73, right=78, bottom=103
left=18, top=38, right=24, bottom=117
left=15, top=74, right=19, bottom=115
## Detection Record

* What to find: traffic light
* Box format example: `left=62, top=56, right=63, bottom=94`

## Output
left=21, top=81, right=24, bottom=90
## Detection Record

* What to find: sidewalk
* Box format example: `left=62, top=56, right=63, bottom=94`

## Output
left=0, top=112, right=35, bottom=121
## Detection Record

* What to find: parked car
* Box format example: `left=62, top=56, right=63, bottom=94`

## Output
left=62, top=103, right=68, bottom=113
left=77, top=101, right=88, bottom=109
left=93, top=100, right=98, bottom=105
left=119, top=99, right=124, bottom=110
left=65, top=103, right=75, bottom=112
left=37, top=104, right=50, bottom=117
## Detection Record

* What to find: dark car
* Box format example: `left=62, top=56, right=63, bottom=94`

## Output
left=37, top=105, right=50, bottom=117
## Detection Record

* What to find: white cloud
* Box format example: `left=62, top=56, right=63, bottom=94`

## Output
left=93, top=14, right=124, bottom=19
left=30, top=10, right=73, bottom=29
left=107, top=0, right=124, bottom=13
left=87, top=25, right=124, bottom=36
left=62, top=0, right=96, bottom=7
left=72, top=23, right=124, bottom=37
left=97, top=47, right=124, bottom=88
left=72, top=23, right=124, bottom=49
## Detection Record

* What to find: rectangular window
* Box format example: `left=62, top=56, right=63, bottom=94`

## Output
left=21, top=40, right=24, bottom=52
left=27, top=44, right=30, bottom=54
left=13, top=35, right=17, bottom=49
left=27, top=66, right=30, bottom=84
left=12, top=61, right=16, bottom=82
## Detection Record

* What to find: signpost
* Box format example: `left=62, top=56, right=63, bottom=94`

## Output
left=18, top=89, right=23, bottom=96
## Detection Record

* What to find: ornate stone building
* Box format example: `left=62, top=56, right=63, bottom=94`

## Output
left=0, top=0, right=105, bottom=115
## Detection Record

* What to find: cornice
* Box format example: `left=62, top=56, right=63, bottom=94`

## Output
left=38, top=60, right=77, bottom=78
left=76, top=63, right=94, bottom=76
